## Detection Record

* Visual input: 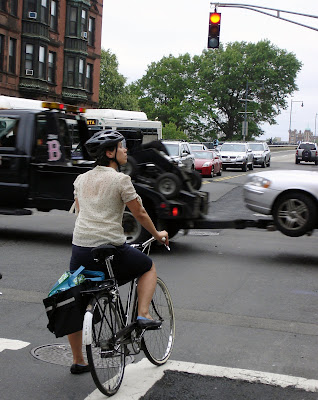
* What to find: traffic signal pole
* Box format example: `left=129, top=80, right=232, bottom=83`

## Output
left=211, top=3, right=318, bottom=32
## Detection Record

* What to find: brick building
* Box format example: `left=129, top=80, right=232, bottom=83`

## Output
left=0, top=0, right=102, bottom=107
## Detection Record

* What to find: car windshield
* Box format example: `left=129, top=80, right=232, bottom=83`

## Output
left=164, top=143, right=179, bottom=156
left=299, top=143, right=315, bottom=150
left=190, top=144, right=203, bottom=150
left=221, top=144, right=246, bottom=152
left=249, top=143, right=264, bottom=151
left=193, top=151, right=213, bottom=159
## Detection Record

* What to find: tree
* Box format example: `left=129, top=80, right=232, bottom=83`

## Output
left=133, top=41, right=302, bottom=141
left=162, top=122, right=188, bottom=140
left=99, top=49, right=139, bottom=110
left=195, top=40, right=302, bottom=140
left=131, top=53, right=196, bottom=129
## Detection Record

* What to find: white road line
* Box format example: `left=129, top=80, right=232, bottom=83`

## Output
left=0, top=338, right=30, bottom=352
left=84, top=358, right=318, bottom=400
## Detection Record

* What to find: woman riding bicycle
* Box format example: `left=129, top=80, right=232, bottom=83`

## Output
left=68, top=130, right=169, bottom=374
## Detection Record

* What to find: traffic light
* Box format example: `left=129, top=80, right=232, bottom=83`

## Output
left=208, top=12, right=221, bottom=49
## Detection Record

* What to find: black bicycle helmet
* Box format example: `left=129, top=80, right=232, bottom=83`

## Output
left=85, top=130, right=124, bottom=159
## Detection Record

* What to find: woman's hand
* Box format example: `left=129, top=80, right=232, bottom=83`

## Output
left=155, top=230, right=169, bottom=246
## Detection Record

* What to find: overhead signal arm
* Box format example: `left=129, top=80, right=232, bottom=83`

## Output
left=211, top=3, right=318, bottom=32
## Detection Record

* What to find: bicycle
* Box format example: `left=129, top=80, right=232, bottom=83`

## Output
left=81, top=237, right=175, bottom=397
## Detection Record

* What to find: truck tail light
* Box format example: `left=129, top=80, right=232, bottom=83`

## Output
left=296, top=150, right=298, bottom=155
left=172, top=207, right=179, bottom=217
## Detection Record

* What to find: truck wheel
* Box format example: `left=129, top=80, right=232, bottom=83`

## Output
left=154, top=173, right=181, bottom=199
left=189, top=170, right=202, bottom=190
left=121, top=156, right=139, bottom=179
left=123, top=210, right=151, bottom=244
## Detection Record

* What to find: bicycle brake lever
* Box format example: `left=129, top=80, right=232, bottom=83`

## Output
left=162, top=237, right=170, bottom=251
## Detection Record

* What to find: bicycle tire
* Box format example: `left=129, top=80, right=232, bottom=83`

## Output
left=141, top=277, right=175, bottom=365
left=86, top=294, right=125, bottom=396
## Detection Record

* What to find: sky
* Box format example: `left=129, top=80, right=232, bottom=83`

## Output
left=101, top=0, right=318, bottom=141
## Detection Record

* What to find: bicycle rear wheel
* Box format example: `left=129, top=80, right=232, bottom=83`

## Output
left=86, top=295, right=125, bottom=396
left=141, top=277, right=175, bottom=365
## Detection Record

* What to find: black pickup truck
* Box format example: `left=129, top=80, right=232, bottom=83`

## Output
left=0, top=103, right=209, bottom=243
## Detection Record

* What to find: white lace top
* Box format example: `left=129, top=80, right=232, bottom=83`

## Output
left=72, top=166, right=141, bottom=247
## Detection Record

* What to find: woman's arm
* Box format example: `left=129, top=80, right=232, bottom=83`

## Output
left=126, top=198, right=169, bottom=245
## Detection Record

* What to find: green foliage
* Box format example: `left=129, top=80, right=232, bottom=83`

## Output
left=162, top=122, right=188, bottom=140
left=133, top=41, right=302, bottom=141
left=99, top=49, right=139, bottom=110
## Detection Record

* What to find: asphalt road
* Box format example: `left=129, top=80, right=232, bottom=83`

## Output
left=1, top=149, right=318, bottom=399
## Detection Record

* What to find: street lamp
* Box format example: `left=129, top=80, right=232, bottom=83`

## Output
left=288, top=99, right=304, bottom=136
left=242, top=80, right=264, bottom=141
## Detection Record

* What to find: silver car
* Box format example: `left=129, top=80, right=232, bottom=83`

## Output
left=295, top=142, right=318, bottom=165
left=244, top=170, right=318, bottom=237
left=220, top=142, right=254, bottom=171
left=162, top=140, right=195, bottom=171
left=248, top=142, right=271, bottom=168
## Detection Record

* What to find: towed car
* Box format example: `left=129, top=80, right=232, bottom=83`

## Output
left=244, top=170, right=318, bottom=237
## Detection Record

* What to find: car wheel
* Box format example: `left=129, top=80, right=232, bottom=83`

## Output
left=223, top=166, right=226, bottom=171
left=302, top=150, right=311, bottom=162
left=154, top=173, right=181, bottom=199
left=242, top=163, right=247, bottom=172
left=295, top=158, right=300, bottom=164
left=211, top=166, right=214, bottom=178
left=267, top=158, right=271, bottom=167
left=261, top=160, right=266, bottom=168
left=216, top=167, right=222, bottom=176
left=248, top=162, right=254, bottom=170
left=273, top=192, right=317, bottom=237
left=315, top=160, right=318, bottom=165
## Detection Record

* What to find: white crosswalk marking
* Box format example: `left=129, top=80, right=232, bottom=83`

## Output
left=0, top=338, right=30, bottom=352
left=84, top=358, right=318, bottom=399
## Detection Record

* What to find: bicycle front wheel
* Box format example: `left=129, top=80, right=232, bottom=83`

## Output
left=86, top=295, right=125, bottom=397
left=141, top=277, right=175, bottom=365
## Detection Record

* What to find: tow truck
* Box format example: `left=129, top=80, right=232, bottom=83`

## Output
left=0, top=97, right=213, bottom=243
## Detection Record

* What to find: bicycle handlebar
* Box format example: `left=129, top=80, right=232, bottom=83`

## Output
left=141, top=237, right=170, bottom=251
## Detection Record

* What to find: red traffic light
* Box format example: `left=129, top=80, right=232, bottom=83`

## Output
left=210, top=12, right=221, bottom=24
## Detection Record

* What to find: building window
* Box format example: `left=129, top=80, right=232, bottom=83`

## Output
left=10, top=0, right=18, bottom=16
left=25, top=0, right=37, bottom=15
left=0, top=1, right=6, bottom=12
left=67, top=57, right=75, bottom=86
left=50, top=0, right=57, bottom=30
left=25, top=44, right=34, bottom=72
left=39, top=45, right=46, bottom=79
left=81, top=9, right=87, bottom=37
left=69, top=7, right=77, bottom=36
left=0, top=35, right=4, bottom=71
left=9, top=38, right=16, bottom=74
left=41, top=0, right=48, bottom=23
left=85, top=63, right=93, bottom=92
left=79, top=58, right=84, bottom=88
left=48, top=51, right=56, bottom=83
left=88, top=17, right=95, bottom=46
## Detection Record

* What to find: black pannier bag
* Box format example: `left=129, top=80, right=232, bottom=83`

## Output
left=43, top=280, right=93, bottom=338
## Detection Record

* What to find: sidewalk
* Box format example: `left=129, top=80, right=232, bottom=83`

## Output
left=84, top=359, right=318, bottom=400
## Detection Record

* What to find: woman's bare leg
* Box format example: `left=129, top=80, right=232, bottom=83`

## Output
left=68, top=331, right=87, bottom=365
left=137, top=263, right=157, bottom=319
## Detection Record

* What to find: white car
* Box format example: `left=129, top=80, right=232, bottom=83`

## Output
left=244, top=170, right=318, bottom=237
left=248, top=142, right=271, bottom=168
left=220, top=142, right=254, bottom=171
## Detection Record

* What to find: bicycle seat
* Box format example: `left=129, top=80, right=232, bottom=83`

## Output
left=91, top=244, right=117, bottom=261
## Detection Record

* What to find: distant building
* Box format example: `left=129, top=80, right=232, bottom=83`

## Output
left=0, top=0, right=103, bottom=107
left=289, top=129, right=314, bottom=144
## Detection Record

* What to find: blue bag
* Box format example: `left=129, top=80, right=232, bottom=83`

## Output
left=48, top=267, right=105, bottom=297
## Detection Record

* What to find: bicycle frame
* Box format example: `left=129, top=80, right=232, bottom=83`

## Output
left=83, top=237, right=158, bottom=347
